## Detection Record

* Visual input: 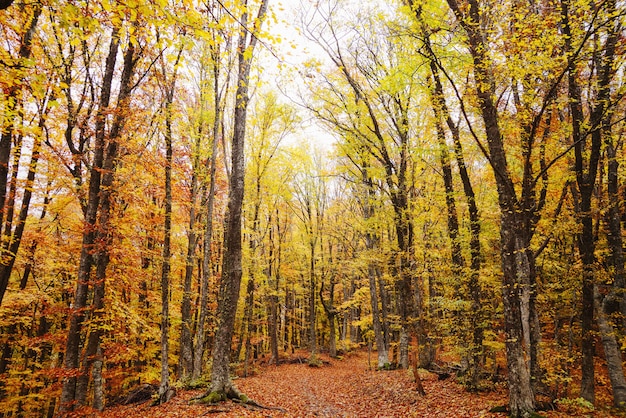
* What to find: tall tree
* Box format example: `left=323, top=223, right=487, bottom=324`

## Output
left=198, top=0, right=269, bottom=403
left=289, top=148, right=328, bottom=355
left=0, top=2, right=42, bottom=306
left=560, top=0, right=626, bottom=404
left=302, top=7, right=420, bottom=368
left=155, top=42, right=183, bottom=405
left=60, top=26, right=138, bottom=412
left=436, top=0, right=577, bottom=412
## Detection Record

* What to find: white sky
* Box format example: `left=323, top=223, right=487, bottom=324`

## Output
left=263, top=0, right=341, bottom=152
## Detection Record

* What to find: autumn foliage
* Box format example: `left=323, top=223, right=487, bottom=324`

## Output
left=0, top=0, right=625, bottom=417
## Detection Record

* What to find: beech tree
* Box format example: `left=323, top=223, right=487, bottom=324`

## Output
left=426, top=0, right=623, bottom=413
left=59, top=27, right=138, bottom=412
left=560, top=0, right=626, bottom=404
left=196, top=0, right=269, bottom=403
left=0, top=1, right=42, bottom=306
left=192, top=1, right=234, bottom=382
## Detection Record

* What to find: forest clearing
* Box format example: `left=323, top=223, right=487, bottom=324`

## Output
left=1, top=0, right=626, bottom=417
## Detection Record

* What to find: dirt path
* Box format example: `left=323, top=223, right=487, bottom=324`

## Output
left=97, top=351, right=615, bottom=417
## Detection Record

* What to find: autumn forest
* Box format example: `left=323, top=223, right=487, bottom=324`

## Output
left=1, top=0, right=625, bottom=416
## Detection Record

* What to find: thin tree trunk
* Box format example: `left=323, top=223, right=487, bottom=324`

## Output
left=309, top=243, right=317, bottom=354
left=179, top=156, right=199, bottom=382
left=193, top=119, right=220, bottom=381
left=0, top=100, right=48, bottom=294
left=156, top=45, right=182, bottom=405
left=0, top=5, right=41, bottom=306
left=605, top=137, right=626, bottom=324
left=267, top=211, right=280, bottom=364
left=425, top=47, right=484, bottom=383
left=362, top=175, right=388, bottom=367
left=560, top=0, right=619, bottom=403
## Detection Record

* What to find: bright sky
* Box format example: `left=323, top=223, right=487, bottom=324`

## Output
left=266, top=0, right=340, bottom=151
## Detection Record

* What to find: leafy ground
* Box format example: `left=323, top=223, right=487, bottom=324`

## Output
left=98, top=350, right=622, bottom=417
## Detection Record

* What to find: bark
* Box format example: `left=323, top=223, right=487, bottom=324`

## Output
left=192, top=148, right=217, bottom=381
left=59, top=30, right=121, bottom=413
left=156, top=45, right=182, bottom=404
left=427, top=63, right=471, bottom=372
left=192, top=44, right=223, bottom=380
left=560, top=0, right=620, bottom=403
left=267, top=210, right=281, bottom=365
left=424, top=44, right=484, bottom=379
left=92, top=347, right=104, bottom=411
left=206, top=0, right=269, bottom=399
left=179, top=152, right=199, bottom=382
left=308, top=241, right=317, bottom=354
left=319, top=273, right=337, bottom=358
left=0, top=100, right=48, bottom=296
left=77, top=38, right=137, bottom=410
left=377, top=269, right=391, bottom=353
left=0, top=0, right=14, bottom=10
left=605, top=137, right=626, bottom=324
left=0, top=4, right=41, bottom=306
left=595, top=286, right=626, bottom=407
left=242, top=274, right=256, bottom=375
left=366, top=235, right=388, bottom=367
left=444, top=0, right=536, bottom=413
left=19, top=180, right=51, bottom=291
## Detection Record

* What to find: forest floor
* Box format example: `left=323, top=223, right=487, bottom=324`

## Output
left=98, top=350, right=623, bottom=418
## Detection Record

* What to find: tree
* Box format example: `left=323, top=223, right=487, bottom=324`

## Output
left=433, top=0, right=580, bottom=412
left=192, top=1, right=234, bottom=381
left=240, top=91, right=297, bottom=371
left=197, top=0, right=269, bottom=403
left=560, top=0, right=626, bottom=405
left=60, top=27, right=138, bottom=412
left=154, top=41, right=183, bottom=406
left=0, top=1, right=42, bottom=306
left=418, top=16, right=484, bottom=385
left=289, top=147, right=329, bottom=355
left=302, top=5, right=424, bottom=368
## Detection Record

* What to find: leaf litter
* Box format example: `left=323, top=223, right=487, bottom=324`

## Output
left=98, top=350, right=621, bottom=417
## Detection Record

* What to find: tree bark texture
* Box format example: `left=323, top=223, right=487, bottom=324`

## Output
left=560, top=0, right=621, bottom=403
left=60, top=31, right=136, bottom=412
left=0, top=5, right=41, bottom=306
left=207, top=0, right=269, bottom=399
left=444, top=0, right=536, bottom=414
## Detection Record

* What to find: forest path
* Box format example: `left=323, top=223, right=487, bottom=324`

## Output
left=97, top=350, right=602, bottom=417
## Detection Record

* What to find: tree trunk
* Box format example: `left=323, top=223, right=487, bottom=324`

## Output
left=267, top=210, right=281, bottom=365
left=0, top=102, right=47, bottom=298
left=156, top=45, right=182, bottom=405
left=595, top=286, right=626, bottom=407
left=605, top=137, right=626, bottom=325
left=560, top=0, right=620, bottom=403
left=442, top=0, right=536, bottom=413
left=377, top=269, right=391, bottom=353
left=192, top=52, right=223, bottom=380
left=204, top=0, right=268, bottom=402
left=179, top=157, right=199, bottom=383
left=308, top=243, right=317, bottom=354
left=59, top=30, right=121, bottom=413
left=0, top=5, right=41, bottom=306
